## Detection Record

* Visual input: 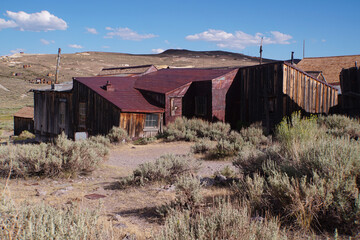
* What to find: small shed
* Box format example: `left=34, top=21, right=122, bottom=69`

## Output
left=14, top=107, right=34, bottom=135
left=33, top=82, right=74, bottom=141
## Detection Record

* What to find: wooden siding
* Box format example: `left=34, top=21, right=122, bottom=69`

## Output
left=14, top=117, right=34, bottom=135
left=120, top=112, right=162, bottom=138
left=226, top=62, right=338, bottom=131
left=34, top=91, right=73, bottom=140
left=340, top=67, right=360, bottom=116
left=73, top=80, right=121, bottom=136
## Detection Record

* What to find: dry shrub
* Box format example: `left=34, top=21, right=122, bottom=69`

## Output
left=107, top=126, right=130, bottom=143
left=162, top=117, right=231, bottom=142
left=0, top=133, right=109, bottom=178
left=0, top=193, right=115, bottom=240
left=318, top=114, right=360, bottom=139
left=118, top=154, right=200, bottom=188
left=156, top=199, right=288, bottom=240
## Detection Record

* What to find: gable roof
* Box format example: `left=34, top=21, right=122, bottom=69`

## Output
left=297, top=55, right=360, bottom=84
left=74, top=76, right=164, bottom=113
left=14, top=107, right=34, bottom=119
left=134, top=68, right=237, bottom=94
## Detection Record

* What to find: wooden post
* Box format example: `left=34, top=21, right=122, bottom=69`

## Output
left=55, top=48, right=61, bottom=84
left=259, top=37, right=263, bottom=65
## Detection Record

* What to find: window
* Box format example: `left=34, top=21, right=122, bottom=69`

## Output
left=195, top=96, right=207, bottom=116
left=59, top=101, right=66, bottom=127
left=79, top=102, right=86, bottom=127
left=145, top=114, right=159, bottom=128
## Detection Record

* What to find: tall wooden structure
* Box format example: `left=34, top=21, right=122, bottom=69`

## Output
left=226, top=61, right=338, bottom=130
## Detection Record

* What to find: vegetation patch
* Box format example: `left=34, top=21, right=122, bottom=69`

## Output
left=117, top=154, right=200, bottom=188
left=0, top=133, right=109, bottom=178
left=107, top=126, right=130, bottom=143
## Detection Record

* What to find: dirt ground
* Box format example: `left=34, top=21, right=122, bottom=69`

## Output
left=1, top=141, right=234, bottom=238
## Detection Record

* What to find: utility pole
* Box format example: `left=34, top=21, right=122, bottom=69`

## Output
left=303, top=40, right=305, bottom=59
left=55, top=48, right=61, bottom=84
left=259, top=37, right=263, bottom=65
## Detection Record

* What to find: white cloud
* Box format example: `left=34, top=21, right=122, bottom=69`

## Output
left=86, top=27, right=98, bottom=34
left=102, top=46, right=110, bottom=49
left=186, top=29, right=292, bottom=49
left=0, top=10, right=67, bottom=31
left=105, top=27, right=157, bottom=41
left=321, top=39, right=326, bottom=42
left=68, top=44, right=83, bottom=49
left=0, top=18, right=17, bottom=30
left=152, top=48, right=165, bottom=54
left=40, top=39, right=55, bottom=45
left=10, top=48, right=25, bottom=54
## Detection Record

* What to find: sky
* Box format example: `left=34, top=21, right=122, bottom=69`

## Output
left=0, top=0, right=359, bottom=60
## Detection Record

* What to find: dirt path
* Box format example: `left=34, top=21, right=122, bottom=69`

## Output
left=106, top=141, right=234, bottom=177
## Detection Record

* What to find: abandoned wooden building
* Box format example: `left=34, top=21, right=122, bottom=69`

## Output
left=340, top=66, right=360, bottom=117
left=226, top=62, right=338, bottom=130
left=32, top=62, right=341, bottom=140
left=13, top=106, right=34, bottom=135
left=73, top=68, right=238, bottom=138
left=32, top=82, right=74, bottom=141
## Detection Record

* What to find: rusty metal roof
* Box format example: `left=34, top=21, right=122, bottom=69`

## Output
left=14, top=106, right=34, bottom=119
left=74, top=76, right=164, bottom=113
left=134, top=68, right=237, bottom=94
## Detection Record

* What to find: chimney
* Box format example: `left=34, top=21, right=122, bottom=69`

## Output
left=104, top=81, right=115, bottom=91
left=291, top=51, right=294, bottom=65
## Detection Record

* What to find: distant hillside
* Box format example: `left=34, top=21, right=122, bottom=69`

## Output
left=160, top=49, right=274, bottom=63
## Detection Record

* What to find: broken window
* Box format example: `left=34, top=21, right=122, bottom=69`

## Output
left=195, top=96, right=207, bottom=116
left=145, top=114, right=159, bottom=128
left=79, top=102, right=86, bottom=128
left=59, top=100, right=66, bottom=128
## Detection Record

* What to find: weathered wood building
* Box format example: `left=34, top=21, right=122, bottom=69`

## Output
left=340, top=66, right=360, bottom=117
left=226, top=62, right=338, bottom=130
left=13, top=106, right=34, bottom=135
left=33, top=82, right=74, bottom=141
left=73, top=77, right=164, bottom=138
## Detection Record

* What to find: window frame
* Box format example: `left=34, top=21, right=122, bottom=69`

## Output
left=144, top=113, right=159, bottom=129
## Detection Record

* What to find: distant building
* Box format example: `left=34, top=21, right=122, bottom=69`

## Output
left=340, top=66, right=360, bottom=117
left=297, top=55, right=360, bottom=84
left=14, top=107, right=34, bottom=135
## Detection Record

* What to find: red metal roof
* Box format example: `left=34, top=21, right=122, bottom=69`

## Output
left=134, top=68, right=236, bottom=94
left=74, top=76, right=164, bottom=113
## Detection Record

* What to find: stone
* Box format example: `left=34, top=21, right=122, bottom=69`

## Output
left=35, top=189, right=47, bottom=196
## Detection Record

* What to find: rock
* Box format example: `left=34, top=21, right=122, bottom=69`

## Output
left=200, top=177, right=215, bottom=187
left=112, top=214, right=122, bottom=221
left=35, top=189, right=47, bottom=196
left=114, top=223, right=127, bottom=229
left=51, top=186, right=73, bottom=196
left=214, top=174, right=227, bottom=183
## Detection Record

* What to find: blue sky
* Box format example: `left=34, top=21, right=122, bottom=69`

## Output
left=0, top=0, right=359, bottom=60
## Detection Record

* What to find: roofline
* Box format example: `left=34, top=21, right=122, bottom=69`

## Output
left=302, top=54, right=360, bottom=59
left=101, top=64, right=154, bottom=71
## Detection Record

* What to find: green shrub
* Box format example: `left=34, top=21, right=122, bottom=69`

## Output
left=107, top=126, right=130, bottom=143
left=118, top=154, right=200, bottom=188
left=156, top=199, right=288, bottom=240
left=0, top=133, right=109, bottom=178
left=174, top=175, right=203, bottom=211
left=0, top=194, right=112, bottom=240
left=218, top=165, right=236, bottom=179
left=233, top=113, right=360, bottom=235
left=240, top=125, right=268, bottom=146
left=13, top=130, right=35, bottom=140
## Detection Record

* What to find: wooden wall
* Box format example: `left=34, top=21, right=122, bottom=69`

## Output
left=73, top=80, right=121, bottom=136
left=340, top=67, right=360, bottom=116
left=226, top=62, right=338, bottom=131
left=14, top=117, right=34, bottom=135
left=34, top=91, right=73, bottom=140
left=120, top=112, right=162, bottom=138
